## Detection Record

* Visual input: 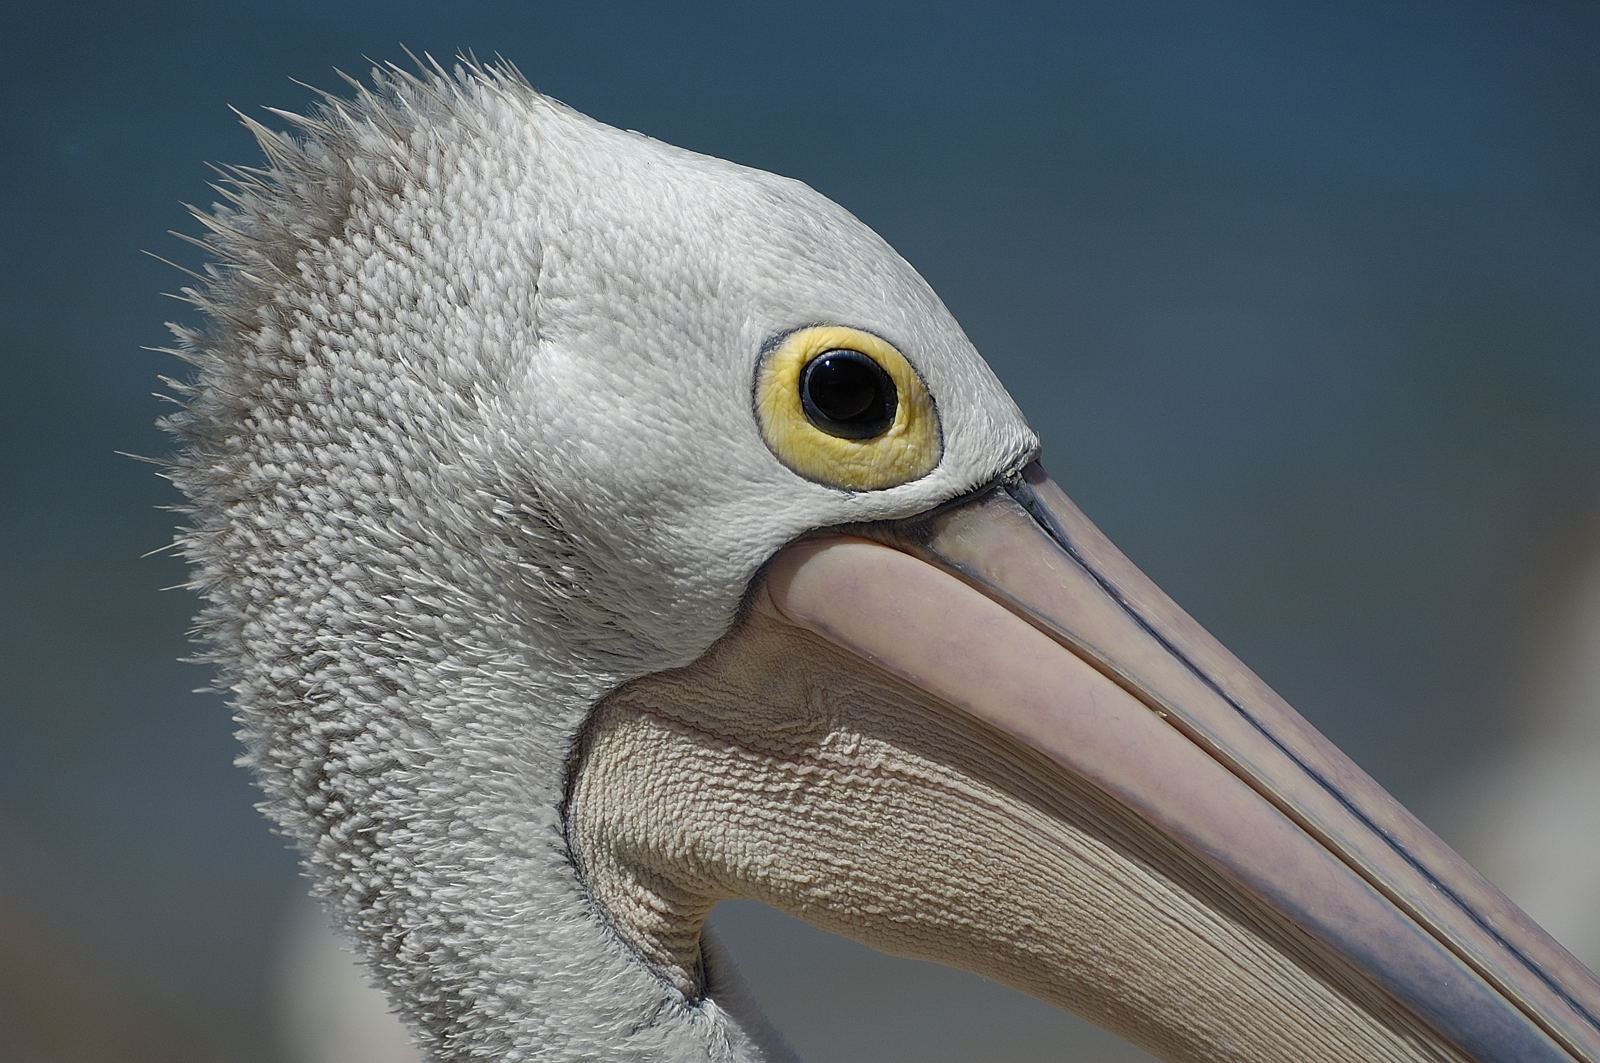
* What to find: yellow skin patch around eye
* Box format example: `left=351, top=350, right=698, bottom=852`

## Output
left=754, top=325, right=942, bottom=491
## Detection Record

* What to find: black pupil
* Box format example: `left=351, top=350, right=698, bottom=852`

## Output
left=799, top=349, right=897, bottom=439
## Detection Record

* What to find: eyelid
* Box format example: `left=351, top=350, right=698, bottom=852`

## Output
left=753, top=325, right=942, bottom=491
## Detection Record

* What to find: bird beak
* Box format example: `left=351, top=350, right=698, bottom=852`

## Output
left=759, top=461, right=1600, bottom=1063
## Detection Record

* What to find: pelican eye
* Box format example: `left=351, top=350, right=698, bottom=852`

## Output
left=754, top=325, right=941, bottom=491
left=800, top=349, right=898, bottom=439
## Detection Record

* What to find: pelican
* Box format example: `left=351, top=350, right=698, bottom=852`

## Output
left=162, top=59, right=1600, bottom=1062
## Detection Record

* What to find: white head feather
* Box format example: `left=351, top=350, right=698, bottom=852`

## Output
left=166, top=58, right=1033, bottom=1061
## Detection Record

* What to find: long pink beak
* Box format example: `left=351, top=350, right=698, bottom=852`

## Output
left=763, top=461, right=1600, bottom=1062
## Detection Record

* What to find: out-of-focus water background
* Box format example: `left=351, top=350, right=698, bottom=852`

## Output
left=3, top=3, right=1596, bottom=1060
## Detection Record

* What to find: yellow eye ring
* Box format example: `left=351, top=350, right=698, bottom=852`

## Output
left=754, top=325, right=941, bottom=491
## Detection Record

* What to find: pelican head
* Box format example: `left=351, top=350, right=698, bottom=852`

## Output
left=165, top=60, right=1600, bottom=1062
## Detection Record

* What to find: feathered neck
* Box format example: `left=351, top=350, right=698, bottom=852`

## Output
left=164, top=58, right=784, bottom=1061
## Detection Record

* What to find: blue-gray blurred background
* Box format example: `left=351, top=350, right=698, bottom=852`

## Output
left=3, top=2, right=1596, bottom=1060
